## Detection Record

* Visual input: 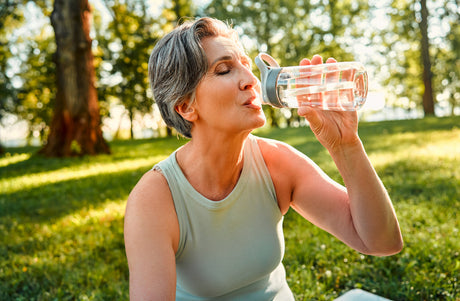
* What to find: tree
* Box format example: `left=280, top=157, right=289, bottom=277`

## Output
left=418, top=0, right=434, bottom=115
left=379, top=0, right=423, bottom=114
left=98, top=0, right=157, bottom=139
left=381, top=0, right=458, bottom=117
left=431, top=0, right=460, bottom=115
left=40, top=0, right=110, bottom=156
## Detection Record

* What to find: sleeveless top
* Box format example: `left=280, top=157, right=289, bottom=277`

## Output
left=155, top=135, right=294, bottom=300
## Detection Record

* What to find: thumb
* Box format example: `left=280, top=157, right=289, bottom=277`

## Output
left=298, top=106, right=319, bottom=123
left=298, top=106, right=323, bottom=133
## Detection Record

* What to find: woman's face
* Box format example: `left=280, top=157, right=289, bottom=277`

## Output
left=188, top=35, right=266, bottom=136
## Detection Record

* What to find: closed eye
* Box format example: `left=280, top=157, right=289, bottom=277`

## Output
left=215, top=62, right=232, bottom=75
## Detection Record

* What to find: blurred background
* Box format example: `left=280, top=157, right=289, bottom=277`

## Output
left=0, top=0, right=458, bottom=153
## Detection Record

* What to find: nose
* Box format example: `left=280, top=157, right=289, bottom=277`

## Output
left=239, top=67, right=258, bottom=91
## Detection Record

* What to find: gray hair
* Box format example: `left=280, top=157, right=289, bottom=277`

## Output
left=148, top=17, right=239, bottom=138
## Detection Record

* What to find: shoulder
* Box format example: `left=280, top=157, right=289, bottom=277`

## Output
left=253, top=135, right=309, bottom=167
left=127, top=168, right=174, bottom=219
left=253, top=135, right=291, bottom=154
left=128, top=168, right=171, bottom=204
left=252, top=136, right=313, bottom=214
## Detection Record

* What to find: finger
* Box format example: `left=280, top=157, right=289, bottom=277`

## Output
left=297, top=106, right=323, bottom=135
left=308, top=55, right=323, bottom=107
left=296, top=59, right=312, bottom=106
left=297, top=105, right=319, bottom=122
left=311, top=54, right=323, bottom=65
left=300, top=58, right=311, bottom=66
left=340, top=67, right=355, bottom=110
left=325, top=57, right=339, bottom=110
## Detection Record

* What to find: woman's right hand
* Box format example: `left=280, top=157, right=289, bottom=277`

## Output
left=296, top=55, right=360, bottom=152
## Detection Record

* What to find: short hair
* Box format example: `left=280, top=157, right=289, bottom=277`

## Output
left=148, top=17, right=239, bottom=138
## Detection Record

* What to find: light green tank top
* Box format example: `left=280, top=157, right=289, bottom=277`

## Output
left=155, top=135, right=294, bottom=300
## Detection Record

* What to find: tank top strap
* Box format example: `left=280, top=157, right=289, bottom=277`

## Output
left=154, top=152, right=189, bottom=258
left=246, top=134, right=278, bottom=205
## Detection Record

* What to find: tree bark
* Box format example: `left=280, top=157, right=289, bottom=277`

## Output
left=419, top=0, right=435, bottom=116
left=40, top=0, right=110, bottom=156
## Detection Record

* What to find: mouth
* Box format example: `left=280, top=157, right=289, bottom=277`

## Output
left=243, top=94, right=262, bottom=110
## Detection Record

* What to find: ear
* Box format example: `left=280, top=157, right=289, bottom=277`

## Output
left=175, top=100, right=198, bottom=122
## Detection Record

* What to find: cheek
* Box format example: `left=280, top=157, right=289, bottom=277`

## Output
left=199, top=79, right=236, bottom=103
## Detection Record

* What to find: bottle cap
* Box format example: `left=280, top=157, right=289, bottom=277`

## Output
left=255, top=53, right=284, bottom=108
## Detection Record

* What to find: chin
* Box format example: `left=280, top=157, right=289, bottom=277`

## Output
left=239, top=111, right=266, bottom=132
left=253, top=113, right=266, bottom=129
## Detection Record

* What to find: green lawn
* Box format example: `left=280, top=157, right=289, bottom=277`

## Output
left=1, top=116, right=459, bottom=300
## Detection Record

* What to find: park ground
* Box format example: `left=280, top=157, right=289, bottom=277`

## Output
left=1, top=116, right=459, bottom=300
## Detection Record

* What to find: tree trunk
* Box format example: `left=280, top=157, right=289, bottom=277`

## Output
left=129, top=108, right=134, bottom=139
left=419, top=0, right=435, bottom=116
left=40, top=0, right=110, bottom=156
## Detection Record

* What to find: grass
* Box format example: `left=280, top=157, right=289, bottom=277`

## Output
left=1, top=116, right=459, bottom=300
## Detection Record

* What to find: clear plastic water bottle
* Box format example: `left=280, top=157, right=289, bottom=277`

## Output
left=255, top=53, right=368, bottom=111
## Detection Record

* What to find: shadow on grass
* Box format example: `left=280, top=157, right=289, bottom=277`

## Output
left=1, top=136, right=186, bottom=180
left=0, top=164, right=148, bottom=224
left=378, top=157, right=459, bottom=207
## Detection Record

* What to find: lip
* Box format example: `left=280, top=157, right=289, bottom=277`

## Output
left=243, top=94, right=262, bottom=110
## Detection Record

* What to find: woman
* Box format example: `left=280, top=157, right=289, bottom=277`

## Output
left=124, top=17, right=403, bottom=300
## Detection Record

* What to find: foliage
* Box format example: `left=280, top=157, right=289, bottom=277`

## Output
left=96, top=0, right=158, bottom=139
left=161, top=0, right=197, bottom=25
left=205, top=0, right=367, bottom=65
left=0, top=1, right=24, bottom=121
left=431, top=0, right=460, bottom=115
left=379, top=0, right=459, bottom=114
left=378, top=0, right=425, bottom=112
left=1, top=116, right=459, bottom=300
left=0, top=1, right=25, bottom=152
left=0, top=1, right=55, bottom=142
left=15, top=28, right=56, bottom=141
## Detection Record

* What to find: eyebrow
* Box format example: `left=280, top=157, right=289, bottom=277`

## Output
left=211, top=55, right=233, bottom=67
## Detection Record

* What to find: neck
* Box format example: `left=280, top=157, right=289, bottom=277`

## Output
left=176, top=131, right=250, bottom=201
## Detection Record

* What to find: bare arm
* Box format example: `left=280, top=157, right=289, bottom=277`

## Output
left=124, top=170, right=179, bottom=300
left=323, top=138, right=403, bottom=256
left=260, top=131, right=402, bottom=256
left=292, top=73, right=403, bottom=255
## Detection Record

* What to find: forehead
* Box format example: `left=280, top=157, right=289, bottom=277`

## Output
left=201, top=36, right=246, bottom=63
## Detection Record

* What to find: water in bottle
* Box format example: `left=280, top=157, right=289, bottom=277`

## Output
left=255, top=53, right=368, bottom=111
